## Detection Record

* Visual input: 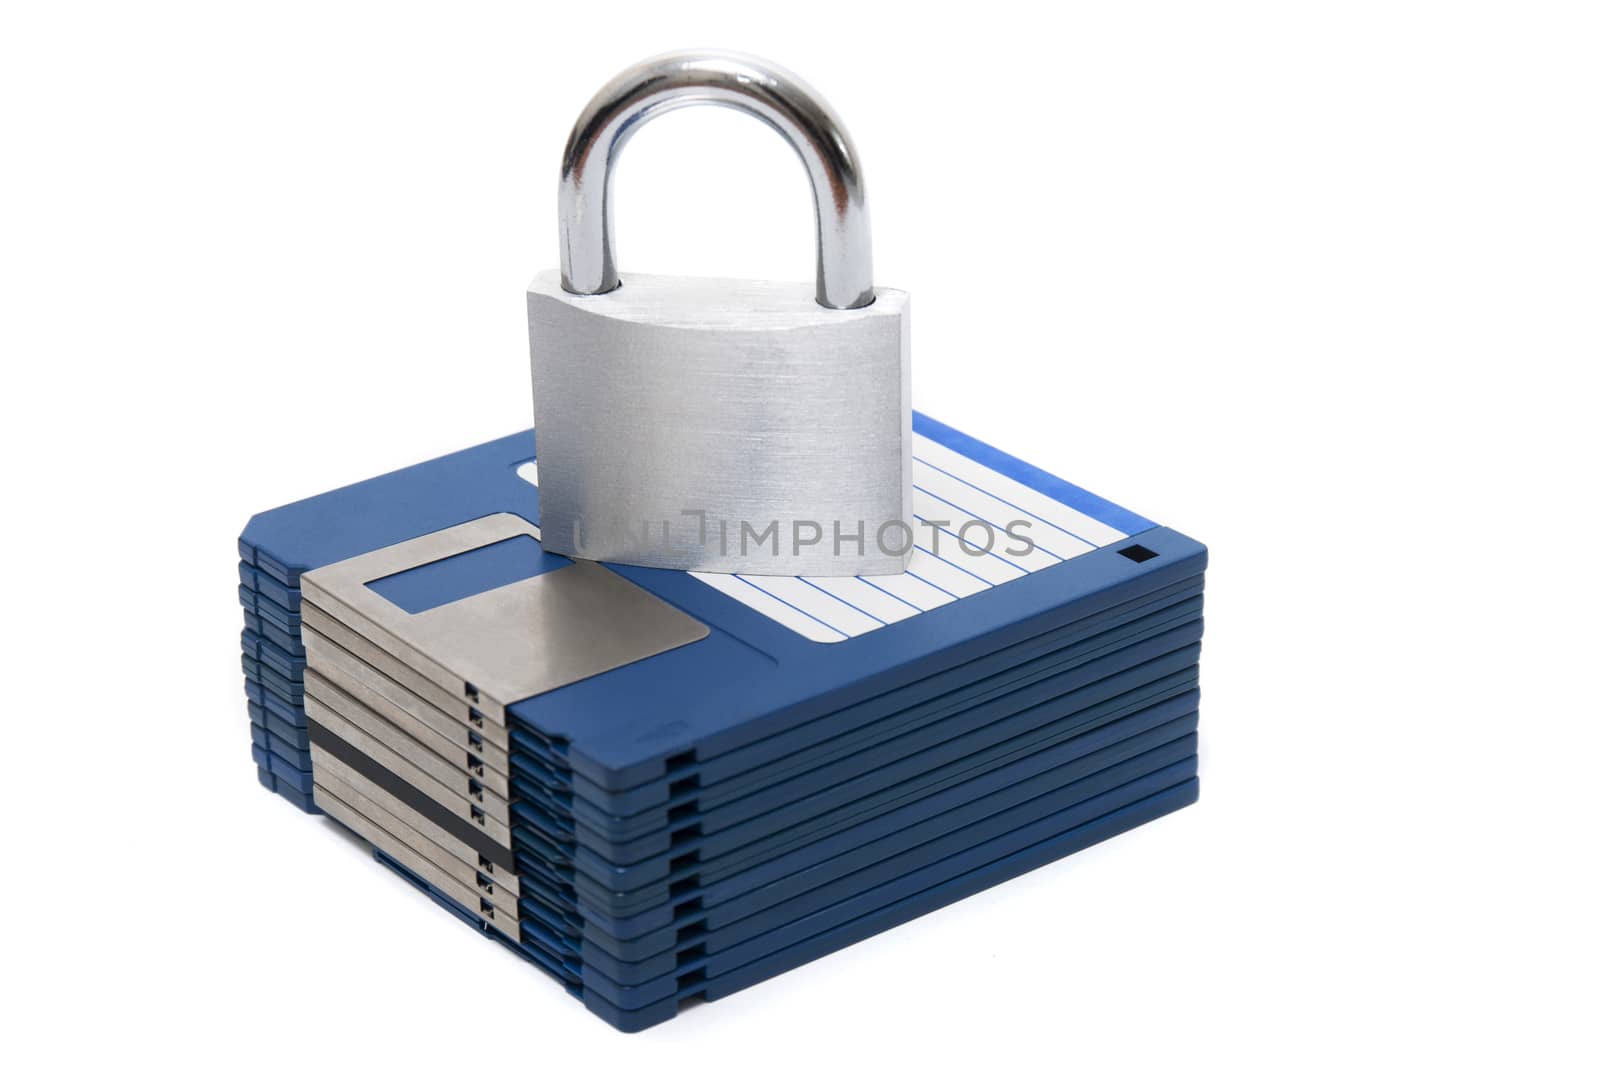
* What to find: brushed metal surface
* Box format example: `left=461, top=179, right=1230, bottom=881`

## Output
left=527, top=271, right=912, bottom=575
left=301, top=514, right=710, bottom=713
left=305, top=628, right=511, bottom=764
left=558, top=50, right=873, bottom=310
left=306, top=699, right=515, bottom=849
left=305, top=669, right=512, bottom=803
left=302, top=602, right=491, bottom=730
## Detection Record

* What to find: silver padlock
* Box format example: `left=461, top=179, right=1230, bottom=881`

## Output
left=527, top=50, right=911, bottom=576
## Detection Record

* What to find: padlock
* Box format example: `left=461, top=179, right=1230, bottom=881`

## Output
left=527, top=50, right=912, bottom=576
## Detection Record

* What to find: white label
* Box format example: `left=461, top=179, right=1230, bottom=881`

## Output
left=516, top=431, right=1130, bottom=643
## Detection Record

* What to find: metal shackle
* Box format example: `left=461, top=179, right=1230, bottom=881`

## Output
left=557, top=50, right=875, bottom=310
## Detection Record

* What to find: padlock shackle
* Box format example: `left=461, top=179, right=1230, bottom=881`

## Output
left=557, top=50, right=875, bottom=310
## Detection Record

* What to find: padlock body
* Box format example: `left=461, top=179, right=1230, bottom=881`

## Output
left=528, top=271, right=911, bottom=575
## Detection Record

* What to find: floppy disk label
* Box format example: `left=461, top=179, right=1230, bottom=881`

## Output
left=519, top=418, right=1154, bottom=642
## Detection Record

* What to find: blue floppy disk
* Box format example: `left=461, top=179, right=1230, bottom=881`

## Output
left=241, top=413, right=1204, bottom=793
left=237, top=411, right=1206, bottom=1031
left=377, top=779, right=1199, bottom=1031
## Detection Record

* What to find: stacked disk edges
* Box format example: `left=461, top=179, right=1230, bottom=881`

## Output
left=236, top=413, right=1206, bottom=1031
left=240, top=539, right=316, bottom=812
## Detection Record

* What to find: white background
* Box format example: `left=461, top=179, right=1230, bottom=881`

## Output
left=2, top=2, right=1597, bottom=1063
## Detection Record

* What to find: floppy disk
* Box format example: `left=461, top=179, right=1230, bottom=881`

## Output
left=237, top=411, right=1205, bottom=1030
